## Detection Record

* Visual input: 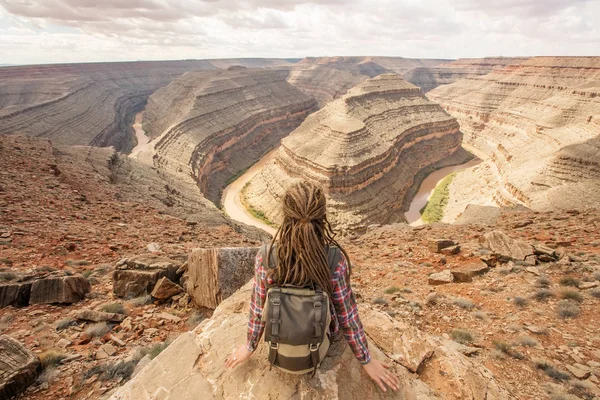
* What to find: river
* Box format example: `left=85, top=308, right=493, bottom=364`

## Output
left=221, top=149, right=279, bottom=235
left=404, top=158, right=481, bottom=226
left=129, top=112, right=148, bottom=158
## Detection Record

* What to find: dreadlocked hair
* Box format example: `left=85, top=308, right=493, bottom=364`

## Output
left=266, top=180, right=351, bottom=297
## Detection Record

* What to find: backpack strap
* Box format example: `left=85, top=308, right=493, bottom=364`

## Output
left=261, top=243, right=342, bottom=274
left=268, top=287, right=282, bottom=369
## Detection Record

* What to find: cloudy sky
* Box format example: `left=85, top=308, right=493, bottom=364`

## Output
left=0, top=0, right=598, bottom=65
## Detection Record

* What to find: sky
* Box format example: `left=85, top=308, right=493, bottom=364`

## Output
left=0, top=0, right=598, bottom=65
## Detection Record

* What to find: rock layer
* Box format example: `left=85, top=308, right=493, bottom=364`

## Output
left=245, top=74, right=462, bottom=232
left=404, top=57, right=529, bottom=93
left=0, top=59, right=294, bottom=153
left=110, top=280, right=509, bottom=400
left=427, top=57, right=600, bottom=221
left=142, top=68, right=317, bottom=204
left=287, top=56, right=450, bottom=107
left=0, top=336, right=40, bottom=399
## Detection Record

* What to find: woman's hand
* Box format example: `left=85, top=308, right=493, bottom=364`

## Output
left=225, top=345, right=253, bottom=369
left=362, top=359, right=400, bottom=392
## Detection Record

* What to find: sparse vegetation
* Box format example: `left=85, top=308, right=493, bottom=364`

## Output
left=84, top=360, right=137, bottom=382
left=384, top=286, right=402, bottom=294
left=0, top=258, right=13, bottom=266
left=82, top=270, right=93, bottom=278
left=39, top=350, right=68, bottom=368
left=517, top=335, right=538, bottom=347
left=513, top=296, right=528, bottom=307
left=100, top=302, right=126, bottom=314
left=129, top=295, right=152, bottom=307
left=420, top=172, right=457, bottom=223
left=453, top=297, right=475, bottom=310
left=590, top=289, right=600, bottom=299
left=86, top=322, right=111, bottom=337
left=493, top=340, right=525, bottom=359
left=0, top=271, right=17, bottom=281
left=55, top=317, right=77, bottom=331
left=593, top=272, right=600, bottom=281
left=473, top=311, right=488, bottom=320
left=65, top=259, right=90, bottom=267
left=533, top=289, right=555, bottom=302
left=450, top=329, right=474, bottom=344
left=559, top=289, right=583, bottom=303
left=556, top=300, right=580, bottom=319
left=186, top=312, right=205, bottom=329
left=535, top=276, right=552, bottom=288
left=535, top=359, right=571, bottom=381
left=559, top=276, right=580, bottom=287
left=426, top=293, right=441, bottom=306
left=149, top=340, right=172, bottom=360
left=372, top=297, right=389, bottom=306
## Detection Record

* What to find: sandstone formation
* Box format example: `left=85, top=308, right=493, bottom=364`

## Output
left=0, top=271, right=90, bottom=307
left=142, top=68, right=317, bottom=204
left=186, top=247, right=257, bottom=309
left=0, top=336, right=41, bottom=399
left=112, top=254, right=182, bottom=298
left=287, top=56, right=450, bottom=107
left=110, top=280, right=510, bottom=400
left=0, top=59, right=295, bottom=153
left=427, top=57, right=600, bottom=221
left=244, top=74, right=463, bottom=232
left=404, top=57, right=529, bottom=92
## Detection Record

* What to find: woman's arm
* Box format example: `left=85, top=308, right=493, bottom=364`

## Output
left=331, top=252, right=399, bottom=392
left=226, top=250, right=266, bottom=369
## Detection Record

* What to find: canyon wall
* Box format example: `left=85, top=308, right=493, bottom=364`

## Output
left=404, top=57, right=529, bottom=93
left=142, top=67, right=317, bottom=204
left=244, top=74, right=462, bottom=233
left=427, top=56, right=600, bottom=221
left=0, top=59, right=294, bottom=153
left=287, top=56, right=451, bottom=107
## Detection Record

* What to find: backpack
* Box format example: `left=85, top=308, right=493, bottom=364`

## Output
left=260, top=243, right=342, bottom=376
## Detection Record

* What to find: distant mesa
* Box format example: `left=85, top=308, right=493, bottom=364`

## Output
left=142, top=67, right=317, bottom=204
left=403, top=57, right=530, bottom=93
left=244, top=74, right=463, bottom=233
left=427, top=56, right=600, bottom=221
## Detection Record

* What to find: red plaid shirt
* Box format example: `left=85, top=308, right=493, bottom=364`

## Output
left=246, top=249, right=371, bottom=364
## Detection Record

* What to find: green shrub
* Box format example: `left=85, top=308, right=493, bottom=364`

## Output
left=453, top=297, right=475, bottom=310
left=420, top=172, right=457, bottom=223
left=559, top=289, right=583, bottom=303
left=556, top=300, right=580, bottom=319
left=559, top=276, right=580, bottom=287
left=99, top=302, right=126, bottom=314
left=384, top=286, right=401, bottom=294
left=372, top=297, right=389, bottom=306
left=513, top=296, right=528, bottom=307
left=450, top=329, right=474, bottom=344
left=533, top=289, right=554, bottom=302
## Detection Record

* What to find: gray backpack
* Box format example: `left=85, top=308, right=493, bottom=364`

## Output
left=260, top=243, right=341, bottom=375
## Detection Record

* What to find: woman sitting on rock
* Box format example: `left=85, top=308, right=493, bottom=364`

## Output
left=225, top=180, right=399, bottom=392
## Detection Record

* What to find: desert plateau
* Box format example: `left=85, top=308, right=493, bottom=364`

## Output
left=1, top=1, right=599, bottom=399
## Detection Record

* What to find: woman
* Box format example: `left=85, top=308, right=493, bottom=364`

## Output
left=225, top=181, right=399, bottom=392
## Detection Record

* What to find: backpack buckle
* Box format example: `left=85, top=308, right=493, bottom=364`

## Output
left=270, top=342, right=279, bottom=350
left=309, top=343, right=320, bottom=352
left=272, top=297, right=281, bottom=306
left=314, top=301, right=322, bottom=308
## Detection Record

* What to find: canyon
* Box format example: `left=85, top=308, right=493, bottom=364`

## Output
left=0, top=59, right=294, bottom=153
left=243, top=74, right=465, bottom=232
left=427, top=56, right=600, bottom=222
left=141, top=67, right=317, bottom=204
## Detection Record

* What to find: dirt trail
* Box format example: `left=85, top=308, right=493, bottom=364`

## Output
left=221, top=149, right=278, bottom=235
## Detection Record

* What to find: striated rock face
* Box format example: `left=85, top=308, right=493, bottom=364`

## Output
left=244, top=74, right=462, bottom=232
left=0, top=336, right=41, bottom=399
left=0, top=272, right=90, bottom=307
left=427, top=57, right=600, bottom=221
left=112, top=254, right=182, bottom=298
left=110, top=280, right=509, bottom=400
left=0, top=59, right=295, bottom=153
left=404, top=57, right=529, bottom=92
left=142, top=68, right=317, bottom=204
left=287, top=56, right=450, bottom=107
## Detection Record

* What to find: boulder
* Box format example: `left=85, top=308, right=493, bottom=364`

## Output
left=0, top=335, right=41, bottom=399
left=481, top=231, right=534, bottom=262
left=186, top=247, right=257, bottom=309
left=440, top=245, right=461, bottom=255
left=428, top=239, right=457, bottom=253
left=72, top=309, right=126, bottom=323
left=151, top=277, right=183, bottom=300
left=0, top=281, right=31, bottom=308
left=451, top=262, right=490, bottom=283
left=428, top=270, right=454, bottom=285
left=113, top=254, right=181, bottom=298
left=29, top=275, right=91, bottom=304
left=110, top=281, right=510, bottom=400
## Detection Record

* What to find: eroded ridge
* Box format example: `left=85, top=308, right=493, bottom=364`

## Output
left=142, top=67, right=318, bottom=204
left=427, top=56, right=600, bottom=222
left=245, top=74, right=462, bottom=233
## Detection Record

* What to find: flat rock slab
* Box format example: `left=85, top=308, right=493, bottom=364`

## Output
left=113, top=254, right=181, bottom=298
left=29, top=275, right=91, bottom=304
left=0, top=281, right=31, bottom=307
left=428, top=270, right=454, bottom=285
left=187, top=247, right=257, bottom=309
left=451, top=262, right=490, bottom=283
left=481, top=231, right=534, bottom=262
left=428, top=239, right=457, bottom=253
left=151, top=277, right=183, bottom=300
left=72, top=309, right=126, bottom=323
left=0, top=335, right=40, bottom=399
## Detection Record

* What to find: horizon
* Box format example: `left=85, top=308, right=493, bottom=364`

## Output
left=1, top=0, right=598, bottom=65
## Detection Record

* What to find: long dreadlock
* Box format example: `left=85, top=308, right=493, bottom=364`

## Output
left=266, top=180, right=351, bottom=297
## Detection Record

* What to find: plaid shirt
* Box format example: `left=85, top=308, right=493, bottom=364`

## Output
left=246, top=249, right=371, bottom=364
